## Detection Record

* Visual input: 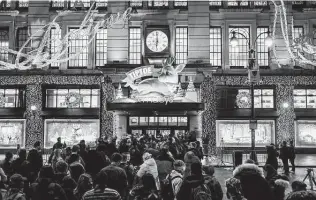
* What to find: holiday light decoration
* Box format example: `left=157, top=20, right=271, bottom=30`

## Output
left=0, top=3, right=132, bottom=70
left=271, top=0, right=316, bottom=68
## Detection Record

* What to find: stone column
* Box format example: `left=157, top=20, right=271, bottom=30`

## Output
left=100, top=76, right=115, bottom=139
left=201, top=76, right=216, bottom=155
left=276, top=84, right=295, bottom=144
left=25, top=84, right=43, bottom=149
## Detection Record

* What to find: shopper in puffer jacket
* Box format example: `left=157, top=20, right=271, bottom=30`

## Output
left=136, top=152, right=160, bottom=190
left=183, top=151, right=200, bottom=179
left=233, top=163, right=275, bottom=200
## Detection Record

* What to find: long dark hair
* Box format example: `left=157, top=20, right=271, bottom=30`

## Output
left=142, top=173, right=157, bottom=191
left=36, top=165, right=55, bottom=198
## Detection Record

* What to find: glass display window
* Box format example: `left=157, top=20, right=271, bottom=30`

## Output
left=216, top=120, right=275, bottom=147
left=295, top=120, right=316, bottom=147
left=44, top=119, right=99, bottom=148
left=149, top=117, right=158, bottom=126
left=159, top=117, right=168, bottom=126
left=0, top=119, right=25, bottom=148
left=168, top=117, right=178, bottom=126
left=139, top=117, right=149, bottom=126
left=294, top=89, right=316, bottom=108
left=178, top=117, right=188, bottom=126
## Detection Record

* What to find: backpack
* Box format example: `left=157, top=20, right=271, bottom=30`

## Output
left=161, top=174, right=182, bottom=200
left=3, top=192, right=24, bottom=200
left=192, top=184, right=212, bottom=200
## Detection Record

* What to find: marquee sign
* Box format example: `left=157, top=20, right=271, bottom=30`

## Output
left=117, top=57, right=199, bottom=104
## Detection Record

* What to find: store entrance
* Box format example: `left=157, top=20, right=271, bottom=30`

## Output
left=128, top=116, right=189, bottom=140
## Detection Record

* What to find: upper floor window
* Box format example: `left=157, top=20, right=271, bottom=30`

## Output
left=70, top=0, right=90, bottom=8
left=210, top=27, right=222, bottom=67
left=294, top=89, right=316, bottom=108
left=175, top=27, right=188, bottom=64
left=174, top=0, right=187, bottom=7
left=18, top=0, right=28, bottom=8
left=17, top=27, right=28, bottom=54
left=0, top=28, right=9, bottom=63
left=227, top=0, right=249, bottom=7
left=129, top=0, right=142, bottom=7
left=68, top=27, right=88, bottom=68
left=313, top=25, right=316, bottom=45
left=50, top=28, right=61, bottom=68
left=95, top=29, right=107, bottom=67
left=257, top=27, right=269, bottom=67
left=0, top=0, right=11, bottom=9
left=148, top=0, right=168, bottom=7
left=51, top=0, right=107, bottom=9
left=293, top=26, right=304, bottom=40
left=129, top=27, right=142, bottom=64
left=209, top=0, right=222, bottom=7
left=229, top=26, right=250, bottom=68
left=0, top=88, right=25, bottom=108
left=45, top=88, right=100, bottom=108
left=95, top=0, right=107, bottom=7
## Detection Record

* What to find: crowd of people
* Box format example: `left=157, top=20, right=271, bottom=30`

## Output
left=0, top=134, right=313, bottom=200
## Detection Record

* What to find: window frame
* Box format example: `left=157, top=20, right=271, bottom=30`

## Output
left=210, top=26, right=222, bottom=67
left=95, top=28, right=107, bottom=67
left=229, top=26, right=250, bottom=69
left=293, top=88, right=316, bottom=109
left=50, top=28, right=61, bottom=69
left=44, top=87, right=101, bottom=109
left=256, top=26, right=270, bottom=68
left=175, top=26, right=188, bottom=65
left=68, top=27, right=89, bottom=69
left=128, top=27, right=142, bottom=65
left=174, top=0, right=188, bottom=9
left=0, top=27, right=9, bottom=64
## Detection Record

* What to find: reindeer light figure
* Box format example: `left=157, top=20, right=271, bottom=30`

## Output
left=124, top=57, right=185, bottom=97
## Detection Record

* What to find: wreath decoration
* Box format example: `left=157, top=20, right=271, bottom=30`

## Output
left=236, top=91, right=251, bottom=108
left=0, top=93, right=6, bottom=107
left=65, top=92, right=81, bottom=108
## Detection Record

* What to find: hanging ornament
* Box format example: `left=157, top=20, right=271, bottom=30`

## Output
left=236, top=91, right=251, bottom=108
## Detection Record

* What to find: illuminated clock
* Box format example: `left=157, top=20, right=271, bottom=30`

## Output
left=146, top=30, right=169, bottom=53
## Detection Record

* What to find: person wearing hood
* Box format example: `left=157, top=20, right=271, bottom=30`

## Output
left=30, top=165, right=68, bottom=200
left=183, top=151, right=200, bottom=178
left=286, top=191, right=316, bottom=200
left=176, top=162, right=206, bottom=200
left=137, top=152, right=160, bottom=190
left=156, top=145, right=174, bottom=182
left=233, top=163, right=275, bottom=200
left=203, top=165, right=223, bottom=200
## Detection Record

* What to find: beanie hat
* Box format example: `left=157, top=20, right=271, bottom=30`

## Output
left=286, top=191, right=316, bottom=200
left=173, top=160, right=185, bottom=171
left=292, top=180, right=307, bottom=192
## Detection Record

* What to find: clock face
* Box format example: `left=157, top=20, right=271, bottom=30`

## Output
left=146, top=30, right=168, bottom=52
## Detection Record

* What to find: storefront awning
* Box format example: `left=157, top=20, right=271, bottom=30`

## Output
left=107, top=102, right=204, bottom=112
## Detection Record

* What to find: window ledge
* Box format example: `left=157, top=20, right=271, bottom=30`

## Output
left=0, top=10, right=19, bottom=16
left=219, top=8, right=263, bottom=13
left=136, top=9, right=180, bottom=15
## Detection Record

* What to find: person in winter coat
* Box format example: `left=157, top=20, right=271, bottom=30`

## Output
left=74, top=173, right=93, bottom=200
left=176, top=162, right=207, bottom=200
left=286, top=191, right=316, bottom=200
left=130, top=173, right=160, bottom=200
left=225, top=177, right=245, bottom=200
left=265, top=143, right=279, bottom=171
left=263, top=164, right=279, bottom=185
left=203, top=165, right=223, bottom=200
left=1, top=152, right=14, bottom=181
left=233, top=163, right=275, bottom=200
left=183, top=151, right=200, bottom=178
left=51, top=149, right=64, bottom=173
left=136, top=152, right=160, bottom=190
left=54, top=160, right=69, bottom=185
left=279, top=141, right=290, bottom=174
left=156, top=146, right=174, bottom=181
left=273, top=176, right=290, bottom=200
left=69, top=154, right=85, bottom=183
left=61, top=176, right=77, bottom=200
left=30, top=165, right=68, bottom=200
left=167, top=160, right=185, bottom=199
left=2, top=174, right=26, bottom=200
left=288, top=140, right=296, bottom=172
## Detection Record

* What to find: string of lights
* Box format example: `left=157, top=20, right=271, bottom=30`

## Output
left=0, top=2, right=131, bottom=70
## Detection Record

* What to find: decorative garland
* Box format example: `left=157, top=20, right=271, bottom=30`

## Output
left=236, top=91, right=251, bottom=108
left=65, top=92, right=81, bottom=108
left=0, top=93, right=5, bottom=107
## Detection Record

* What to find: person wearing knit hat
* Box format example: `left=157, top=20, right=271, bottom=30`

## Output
left=203, top=165, right=223, bottom=200
left=163, top=160, right=185, bottom=200
left=177, top=162, right=208, bottom=200
left=3, top=174, right=26, bottom=200
left=286, top=191, right=316, bottom=200
left=292, top=180, right=307, bottom=192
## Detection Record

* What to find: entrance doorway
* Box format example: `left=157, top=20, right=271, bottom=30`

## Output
left=128, top=116, right=188, bottom=139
